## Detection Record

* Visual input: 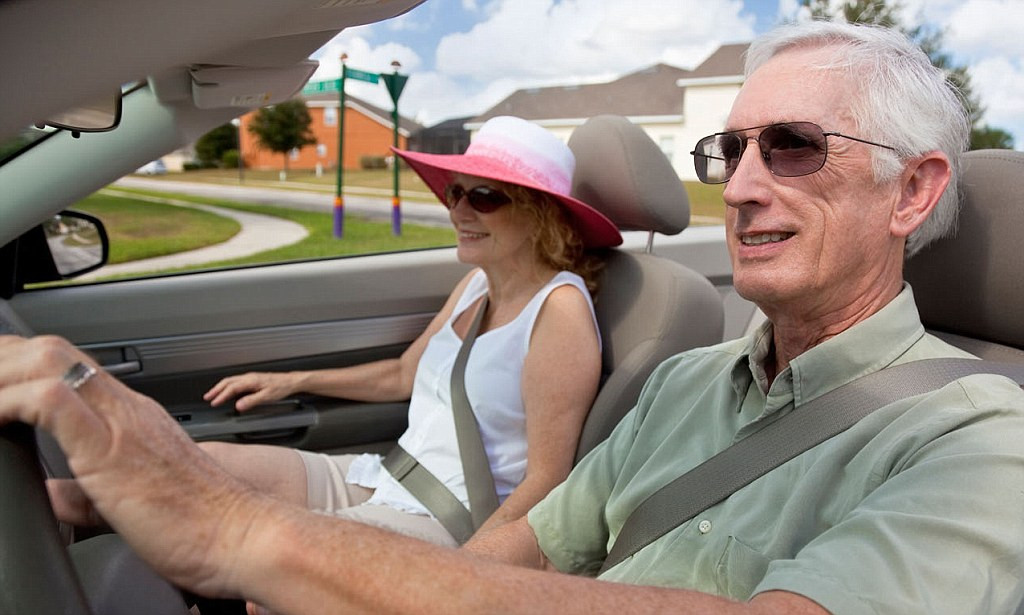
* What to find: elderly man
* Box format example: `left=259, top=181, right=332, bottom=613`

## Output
left=1, top=20, right=1022, bottom=615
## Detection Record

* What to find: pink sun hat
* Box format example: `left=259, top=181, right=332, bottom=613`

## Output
left=392, top=116, right=622, bottom=248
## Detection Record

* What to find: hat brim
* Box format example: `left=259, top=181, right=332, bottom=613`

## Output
left=393, top=147, right=622, bottom=248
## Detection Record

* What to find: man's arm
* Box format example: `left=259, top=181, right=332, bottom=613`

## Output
left=0, top=335, right=827, bottom=615
left=241, top=501, right=828, bottom=615
left=463, top=516, right=555, bottom=570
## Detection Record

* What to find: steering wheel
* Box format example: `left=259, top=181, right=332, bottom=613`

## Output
left=0, top=422, right=94, bottom=614
left=0, top=422, right=199, bottom=615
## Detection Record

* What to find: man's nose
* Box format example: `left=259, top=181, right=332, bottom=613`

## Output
left=722, top=138, right=771, bottom=207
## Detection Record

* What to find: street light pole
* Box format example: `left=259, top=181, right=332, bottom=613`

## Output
left=231, top=117, right=244, bottom=184
left=334, top=53, right=348, bottom=239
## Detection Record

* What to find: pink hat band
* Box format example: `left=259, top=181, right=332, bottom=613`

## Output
left=393, top=116, right=622, bottom=248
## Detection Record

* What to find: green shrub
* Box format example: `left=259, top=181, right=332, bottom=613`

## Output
left=360, top=155, right=387, bottom=169
left=221, top=149, right=241, bottom=169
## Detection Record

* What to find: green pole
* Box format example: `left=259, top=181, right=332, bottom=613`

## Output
left=334, top=61, right=347, bottom=238
left=391, top=101, right=400, bottom=236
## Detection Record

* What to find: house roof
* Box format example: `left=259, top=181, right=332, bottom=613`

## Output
left=686, top=43, right=748, bottom=79
left=302, top=91, right=422, bottom=135
left=472, top=63, right=693, bottom=124
left=471, top=42, right=748, bottom=125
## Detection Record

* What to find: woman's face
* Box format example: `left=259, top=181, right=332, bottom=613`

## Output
left=447, top=173, right=540, bottom=271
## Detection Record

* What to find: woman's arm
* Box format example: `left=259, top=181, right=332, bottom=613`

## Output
left=205, top=270, right=480, bottom=411
left=473, top=284, right=601, bottom=534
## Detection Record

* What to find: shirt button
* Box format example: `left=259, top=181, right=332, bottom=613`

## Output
left=698, top=519, right=712, bottom=534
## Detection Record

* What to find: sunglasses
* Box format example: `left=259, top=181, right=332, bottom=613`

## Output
left=443, top=183, right=513, bottom=213
left=690, top=121, right=896, bottom=184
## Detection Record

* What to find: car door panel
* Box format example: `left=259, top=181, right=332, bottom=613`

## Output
left=10, top=247, right=471, bottom=452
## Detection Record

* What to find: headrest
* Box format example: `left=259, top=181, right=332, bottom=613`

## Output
left=568, top=115, right=690, bottom=235
left=905, top=149, right=1024, bottom=350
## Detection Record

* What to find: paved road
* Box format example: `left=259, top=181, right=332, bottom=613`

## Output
left=115, top=176, right=452, bottom=228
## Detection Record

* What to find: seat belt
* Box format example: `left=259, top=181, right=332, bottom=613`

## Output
left=383, top=295, right=499, bottom=544
left=600, top=358, right=1024, bottom=574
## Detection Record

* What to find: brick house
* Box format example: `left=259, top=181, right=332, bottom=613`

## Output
left=238, top=92, right=422, bottom=172
left=468, top=43, right=748, bottom=181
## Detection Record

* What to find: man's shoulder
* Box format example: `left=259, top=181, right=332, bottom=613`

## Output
left=642, top=337, right=750, bottom=392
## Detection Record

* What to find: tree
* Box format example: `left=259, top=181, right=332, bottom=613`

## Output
left=800, top=0, right=1014, bottom=150
left=194, top=123, right=238, bottom=168
left=247, top=99, right=316, bottom=179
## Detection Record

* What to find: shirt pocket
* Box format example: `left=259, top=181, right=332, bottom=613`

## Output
left=715, top=536, right=771, bottom=600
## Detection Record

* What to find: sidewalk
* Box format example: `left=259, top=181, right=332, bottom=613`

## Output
left=80, top=189, right=309, bottom=280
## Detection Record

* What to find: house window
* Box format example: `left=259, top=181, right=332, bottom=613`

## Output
left=289, top=148, right=300, bottom=161
left=658, top=136, right=675, bottom=163
left=324, top=106, right=337, bottom=127
left=316, top=144, right=328, bottom=158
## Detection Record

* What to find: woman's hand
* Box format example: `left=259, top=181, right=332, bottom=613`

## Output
left=204, top=372, right=302, bottom=411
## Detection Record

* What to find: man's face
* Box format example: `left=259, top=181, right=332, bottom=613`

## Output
left=722, top=46, right=904, bottom=322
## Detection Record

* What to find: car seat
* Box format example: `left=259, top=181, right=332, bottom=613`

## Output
left=904, top=149, right=1024, bottom=363
left=904, top=148, right=1024, bottom=615
left=568, top=115, right=724, bottom=461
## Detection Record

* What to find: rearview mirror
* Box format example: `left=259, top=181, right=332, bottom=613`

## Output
left=43, top=92, right=122, bottom=134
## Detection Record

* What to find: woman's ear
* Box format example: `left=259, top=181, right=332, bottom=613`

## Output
left=891, top=152, right=952, bottom=239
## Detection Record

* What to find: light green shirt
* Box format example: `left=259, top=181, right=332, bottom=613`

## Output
left=528, top=285, right=1024, bottom=614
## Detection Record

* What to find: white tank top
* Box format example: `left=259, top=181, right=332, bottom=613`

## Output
left=346, top=269, right=598, bottom=515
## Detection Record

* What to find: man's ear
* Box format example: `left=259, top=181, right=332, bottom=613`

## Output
left=891, top=152, right=952, bottom=239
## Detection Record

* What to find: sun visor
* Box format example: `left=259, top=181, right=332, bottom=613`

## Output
left=190, top=61, right=318, bottom=109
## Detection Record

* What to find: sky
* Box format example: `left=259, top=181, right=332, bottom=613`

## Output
left=306, top=0, right=1024, bottom=149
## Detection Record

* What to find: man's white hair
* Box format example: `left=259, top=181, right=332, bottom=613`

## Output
left=746, top=21, right=970, bottom=258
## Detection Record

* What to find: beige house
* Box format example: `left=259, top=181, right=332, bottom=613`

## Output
left=467, top=43, right=748, bottom=182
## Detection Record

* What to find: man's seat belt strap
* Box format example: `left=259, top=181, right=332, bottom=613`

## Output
left=600, top=358, right=1024, bottom=574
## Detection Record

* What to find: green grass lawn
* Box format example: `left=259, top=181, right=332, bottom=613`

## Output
left=73, top=193, right=241, bottom=263
left=101, top=187, right=456, bottom=272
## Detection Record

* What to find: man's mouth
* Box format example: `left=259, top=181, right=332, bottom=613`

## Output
left=740, top=232, right=794, bottom=246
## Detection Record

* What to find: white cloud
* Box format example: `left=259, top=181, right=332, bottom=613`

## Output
left=967, top=55, right=1024, bottom=144
left=943, top=0, right=1024, bottom=58
left=435, top=0, right=754, bottom=81
left=311, top=0, right=757, bottom=126
left=923, top=0, right=1024, bottom=147
left=304, top=0, right=1022, bottom=146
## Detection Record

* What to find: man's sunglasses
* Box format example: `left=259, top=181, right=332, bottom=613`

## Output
left=443, top=183, right=513, bottom=213
left=690, top=121, right=896, bottom=184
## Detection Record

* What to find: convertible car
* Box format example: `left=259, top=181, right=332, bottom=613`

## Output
left=1, top=1, right=1021, bottom=613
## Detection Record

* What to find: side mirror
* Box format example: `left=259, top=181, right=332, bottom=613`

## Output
left=0, top=210, right=110, bottom=298
left=43, top=211, right=109, bottom=278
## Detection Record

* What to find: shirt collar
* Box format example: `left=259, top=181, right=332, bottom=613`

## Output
left=730, top=283, right=926, bottom=410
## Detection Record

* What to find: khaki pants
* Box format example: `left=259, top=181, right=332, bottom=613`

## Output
left=296, top=451, right=458, bottom=548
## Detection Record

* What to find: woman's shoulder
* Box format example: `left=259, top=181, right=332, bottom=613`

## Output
left=543, top=270, right=589, bottom=298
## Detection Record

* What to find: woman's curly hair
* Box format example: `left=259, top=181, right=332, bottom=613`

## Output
left=501, top=182, right=608, bottom=297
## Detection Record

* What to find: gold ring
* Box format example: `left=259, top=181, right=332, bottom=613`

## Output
left=62, top=361, right=97, bottom=391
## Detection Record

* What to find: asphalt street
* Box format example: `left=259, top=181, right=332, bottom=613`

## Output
left=115, top=176, right=452, bottom=227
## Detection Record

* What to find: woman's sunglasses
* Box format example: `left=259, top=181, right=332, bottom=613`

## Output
left=443, top=183, right=513, bottom=213
left=690, top=121, right=896, bottom=184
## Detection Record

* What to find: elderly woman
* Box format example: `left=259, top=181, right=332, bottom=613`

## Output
left=200, top=115, right=621, bottom=547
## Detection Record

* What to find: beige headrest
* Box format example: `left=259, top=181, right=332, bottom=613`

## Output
left=905, top=149, right=1024, bottom=350
left=568, top=115, right=690, bottom=235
